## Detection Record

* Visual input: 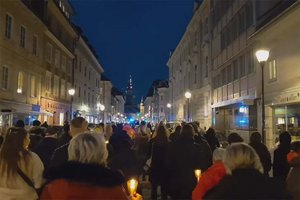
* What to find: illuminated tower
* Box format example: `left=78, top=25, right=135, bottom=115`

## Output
left=124, top=75, right=139, bottom=115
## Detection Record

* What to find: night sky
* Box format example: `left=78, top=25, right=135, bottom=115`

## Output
left=71, top=0, right=194, bottom=103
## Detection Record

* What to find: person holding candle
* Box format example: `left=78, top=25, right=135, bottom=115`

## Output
left=192, top=148, right=226, bottom=200
left=41, top=132, right=142, bottom=200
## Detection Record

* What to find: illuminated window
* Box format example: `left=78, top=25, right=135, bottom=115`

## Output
left=30, top=75, right=36, bottom=97
left=17, top=71, right=24, bottom=93
left=268, top=60, right=277, bottom=81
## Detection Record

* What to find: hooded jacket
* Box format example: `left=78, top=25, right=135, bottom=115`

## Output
left=41, top=161, right=128, bottom=200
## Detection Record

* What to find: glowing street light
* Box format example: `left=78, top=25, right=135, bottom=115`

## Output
left=255, top=49, right=269, bottom=144
left=167, top=103, right=172, bottom=108
left=68, top=88, right=75, bottom=120
left=185, top=91, right=192, bottom=122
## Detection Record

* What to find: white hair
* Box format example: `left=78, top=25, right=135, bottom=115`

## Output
left=213, top=148, right=226, bottom=162
left=68, top=132, right=108, bottom=165
left=223, top=143, right=263, bottom=175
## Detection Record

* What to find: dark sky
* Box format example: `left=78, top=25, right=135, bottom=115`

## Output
left=71, top=0, right=194, bottom=103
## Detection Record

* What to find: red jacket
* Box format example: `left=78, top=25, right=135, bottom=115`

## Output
left=192, top=161, right=226, bottom=200
left=41, top=161, right=129, bottom=200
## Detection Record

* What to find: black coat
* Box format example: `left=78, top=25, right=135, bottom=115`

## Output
left=33, top=137, right=59, bottom=170
left=49, top=143, right=69, bottom=169
left=166, top=136, right=212, bottom=199
left=249, top=142, right=271, bottom=175
left=273, top=146, right=291, bottom=181
left=204, top=168, right=291, bottom=200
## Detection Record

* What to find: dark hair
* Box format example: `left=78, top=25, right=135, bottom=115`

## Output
left=291, top=141, right=300, bottom=152
left=181, top=124, right=195, bottom=139
left=227, top=132, right=244, bottom=144
left=141, top=121, right=146, bottom=126
left=250, top=132, right=262, bottom=144
left=99, top=123, right=105, bottom=129
left=155, top=125, right=169, bottom=144
left=71, top=117, right=86, bottom=128
left=32, top=120, right=41, bottom=126
left=206, top=128, right=216, bottom=136
left=175, top=125, right=181, bottom=134
left=45, top=127, right=58, bottom=136
left=15, top=120, right=25, bottom=128
left=279, top=131, right=291, bottom=147
left=0, top=128, right=29, bottom=177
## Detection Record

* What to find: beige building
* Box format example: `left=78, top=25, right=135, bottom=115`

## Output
left=250, top=1, right=300, bottom=147
left=100, top=75, right=113, bottom=123
left=0, top=0, right=50, bottom=127
left=167, top=0, right=211, bottom=127
left=73, top=35, right=104, bottom=123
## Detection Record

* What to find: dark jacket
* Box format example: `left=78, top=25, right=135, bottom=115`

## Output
left=49, top=143, right=69, bottom=169
left=166, top=136, right=212, bottom=199
left=41, top=161, right=127, bottom=200
left=204, top=128, right=220, bottom=152
left=273, top=145, right=291, bottom=181
left=204, top=168, right=291, bottom=200
left=286, top=156, right=300, bottom=200
left=33, top=137, right=59, bottom=170
left=249, top=142, right=271, bottom=175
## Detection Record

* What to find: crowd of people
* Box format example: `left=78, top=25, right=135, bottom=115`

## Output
left=0, top=117, right=299, bottom=200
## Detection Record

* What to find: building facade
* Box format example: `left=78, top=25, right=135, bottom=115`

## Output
left=73, top=35, right=104, bottom=123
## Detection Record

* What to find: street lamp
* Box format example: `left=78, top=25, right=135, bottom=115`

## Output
left=255, top=49, right=269, bottom=144
left=100, top=104, right=105, bottom=123
left=167, top=103, right=172, bottom=122
left=68, top=88, right=75, bottom=120
left=185, top=91, right=192, bottom=122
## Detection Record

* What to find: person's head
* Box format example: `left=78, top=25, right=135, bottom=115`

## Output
left=141, top=121, right=146, bottom=126
left=32, top=120, right=41, bottom=127
left=0, top=128, right=30, bottom=176
left=181, top=124, right=195, bottom=139
left=227, top=132, right=244, bottom=144
left=15, top=120, right=25, bottom=128
left=279, top=131, right=291, bottom=147
left=250, top=132, right=262, bottom=144
left=206, top=127, right=216, bottom=136
left=68, top=132, right=108, bottom=166
left=223, top=143, right=263, bottom=175
left=105, top=124, right=113, bottom=139
left=189, top=122, right=199, bottom=134
left=99, top=123, right=105, bottom=129
left=70, top=117, right=88, bottom=137
left=213, top=148, right=226, bottom=163
left=45, top=127, right=58, bottom=137
left=155, top=125, right=169, bottom=143
left=174, top=125, right=181, bottom=134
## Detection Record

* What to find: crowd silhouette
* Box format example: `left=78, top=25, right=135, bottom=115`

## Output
left=0, top=117, right=299, bottom=200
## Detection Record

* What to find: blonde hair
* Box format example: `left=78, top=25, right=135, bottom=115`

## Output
left=68, top=132, right=108, bottom=165
left=223, top=143, right=263, bottom=174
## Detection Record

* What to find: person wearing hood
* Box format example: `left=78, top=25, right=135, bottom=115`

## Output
left=41, top=132, right=138, bottom=200
left=286, top=141, right=300, bottom=200
left=273, top=131, right=291, bottom=181
left=249, top=132, right=271, bottom=176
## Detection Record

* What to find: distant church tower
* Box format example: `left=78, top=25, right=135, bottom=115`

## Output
left=124, top=75, right=139, bottom=115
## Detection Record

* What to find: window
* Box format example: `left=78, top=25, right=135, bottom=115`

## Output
left=161, top=107, right=163, bottom=113
left=205, top=56, right=208, bottom=77
left=32, top=35, right=38, bottom=55
left=194, top=65, right=197, bottom=84
left=45, top=72, right=51, bottom=92
left=1, top=66, right=8, bottom=89
left=84, top=90, right=86, bottom=103
left=30, top=75, right=36, bottom=97
left=246, top=2, right=253, bottom=28
left=46, top=43, right=52, bottom=63
left=5, top=14, right=13, bottom=39
left=161, top=95, right=163, bottom=101
left=239, top=10, right=245, bottom=34
left=84, top=66, right=87, bottom=77
left=60, top=80, right=65, bottom=99
left=247, top=50, right=254, bottom=74
left=222, top=68, right=227, bottom=85
left=67, top=59, right=72, bottom=74
left=54, top=50, right=60, bottom=68
left=227, top=65, right=232, bottom=82
left=233, top=60, right=239, bottom=80
left=268, top=60, right=277, bottom=81
left=17, top=71, right=24, bottom=93
left=20, top=26, right=26, bottom=48
left=61, top=55, right=66, bottom=72
left=53, top=76, right=59, bottom=96
left=79, top=61, right=81, bottom=72
left=240, top=55, right=245, bottom=77
left=88, top=93, right=90, bottom=105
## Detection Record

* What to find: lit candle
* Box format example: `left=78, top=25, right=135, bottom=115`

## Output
left=194, top=169, right=201, bottom=182
left=127, top=178, right=138, bottom=195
